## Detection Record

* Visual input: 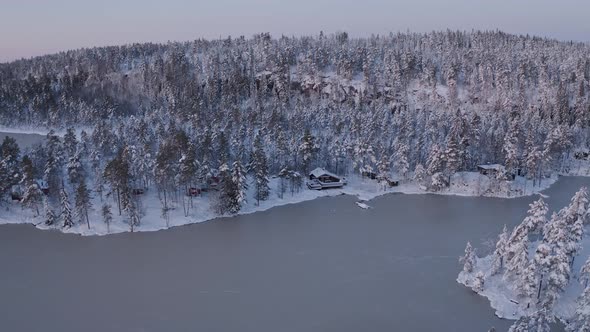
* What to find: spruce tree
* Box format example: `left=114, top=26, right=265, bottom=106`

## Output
left=102, top=203, right=113, bottom=234
left=491, top=225, right=509, bottom=275
left=459, top=242, right=476, bottom=273
left=60, top=188, right=74, bottom=228
left=75, top=180, right=92, bottom=229
left=251, top=134, right=270, bottom=205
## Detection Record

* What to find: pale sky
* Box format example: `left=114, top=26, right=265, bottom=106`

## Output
left=1, top=0, right=589, bottom=62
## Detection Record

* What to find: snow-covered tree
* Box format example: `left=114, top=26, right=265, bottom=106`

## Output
left=472, top=271, right=485, bottom=292
left=231, top=160, right=248, bottom=213
left=580, top=257, right=590, bottom=289
left=60, top=188, right=74, bottom=228
left=491, top=225, right=509, bottom=275
left=460, top=242, right=476, bottom=273
left=504, top=234, right=529, bottom=281
left=566, top=284, right=590, bottom=332
left=251, top=134, right=270, bottom=205
left=75, top=180, right=92, bottom=229
left=102, top=203, right=113, bottom=234
left=44, top=199, right=56, bottom=226
left=413, top=163, right=427, bottom=186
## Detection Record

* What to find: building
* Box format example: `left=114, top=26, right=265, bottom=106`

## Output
left=307, top=168, right=347, bottom=190
left=477, top=164, right=506, bottom=177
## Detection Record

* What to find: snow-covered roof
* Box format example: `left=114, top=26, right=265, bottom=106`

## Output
left=310, top=167, right=339, bottom=179
left=477, top=164, right=505, bottom=171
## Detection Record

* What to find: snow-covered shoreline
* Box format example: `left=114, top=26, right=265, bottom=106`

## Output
left=0, top=171, right=566, bottom=237
left=457, top=236, right=589, bottom=324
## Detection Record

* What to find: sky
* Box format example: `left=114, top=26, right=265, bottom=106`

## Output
left=1, top=0, right=589, bottom=62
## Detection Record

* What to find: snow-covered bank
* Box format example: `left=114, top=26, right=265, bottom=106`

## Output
left=456, top=188, right=590, bottom=327
left=457, top=234, right=589, bottom=322
left=0, top=171, right=567, bottom=236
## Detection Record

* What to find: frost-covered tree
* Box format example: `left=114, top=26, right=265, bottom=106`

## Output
left=472, top=271, right=485, bottom=292
left=491, top=225, right=509, bottom=275
left=522, top=198, right=548, bottom=235
left=75, top=180, right=92, bottom=229
left=20, top=156, right=43, bottom=215
left=44, top=199, right=56, bottom=226
left=566, top=284, right=590, bottom=332
left=231, top=160, right=248, bottom=213
left=102, top=203, right=113, bottom=234
left=251, top=134, right=270, bottom=205
left=60, top=188, right=74, bottom=228
left=508, top=309, right=553, bottom=332
left=517, top=262, right=538, bottom=309
left=504, top=233, right=529, bottom=281
left=460, top=242, right=476, bottom=273
left=580, top=257, right=590, bottom=289
left=413, top=163, right=427, bottom=186
left=299, top=128, right=318, bottom=174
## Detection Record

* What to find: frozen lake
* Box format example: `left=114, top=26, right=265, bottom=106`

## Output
left=1, top=177, right=586, bottom=331
left=0, top=131, right=45, bottom=149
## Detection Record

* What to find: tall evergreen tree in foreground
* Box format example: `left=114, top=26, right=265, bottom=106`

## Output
left=102, top=203, right=113, bottom=234
left=251, top=134, right=270, bottom=206
left=75, top=179, right=92, bottom=229
left=60, top=188, right=74, bottom=228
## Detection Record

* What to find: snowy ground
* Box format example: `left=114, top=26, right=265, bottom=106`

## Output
left=0, top=170, right=566, bottom=236
left=457, top=232, right=589, bottom=322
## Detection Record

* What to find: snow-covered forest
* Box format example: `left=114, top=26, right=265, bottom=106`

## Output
left=458, top=189, right=590, bottom=331
left=1, top=30, right=590, bottom=232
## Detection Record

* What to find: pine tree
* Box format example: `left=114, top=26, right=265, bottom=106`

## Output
left=491, top=225, right=509, bottom=275
left=75, top=180, right=92, bottom=229
left=60, top=188, right=74, bottom=228
left=230, top=160, right=248, bottom=213
left=63, top=127, right=78, bottom=159
left=566, top=285, right=590, bottom=332
left=413, top=163, right=427, bottom=186
left=472, top=271, right=485, bottom=292
left=299, top=128, right=318, bottom=174
left=522, top=198, right=548, bottom=235
left=580, top=257, right=590, bottom=289
left=517, top=262, right=538, bottom=309
left=460, top=242, right=476, bottom=273
left=561, top=187, right=588, bottom=264
left=44, top=199, right=56, bottom=226
left=102, top=203, right=113, bottom=234
left=20, top=156, right=42, bottom=215
left=125, top=199, right=140, bottom=232
left=504, top=234, right=529, bottom=281
left=0, top=136, right=21, bottom=200
left=251, top=134, right=270, bottom=205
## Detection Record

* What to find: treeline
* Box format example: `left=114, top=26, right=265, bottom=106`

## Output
left=1, top=30, right=590, bottom=227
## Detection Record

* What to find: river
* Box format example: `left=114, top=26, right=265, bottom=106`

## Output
left=1, top=173, right=587, bottom=331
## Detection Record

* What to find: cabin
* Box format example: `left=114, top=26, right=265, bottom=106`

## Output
left=35, top=179, right=49, bottom=195
left=477, top=164, right=519, bottom=180
left=307, top=168, right=347, bottom=190
left=186, top=187, right=201, bottom=197
left=477, top=164, right=506, bottom=177
left=132, top=188, right=145, bottom=195
left=575, top=150, right=590, bottom=160
left=10, top=185, right=23, bottom=201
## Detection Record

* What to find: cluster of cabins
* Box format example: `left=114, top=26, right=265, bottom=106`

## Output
left=306, top=168, right=399, bottom=190
left=10, top=180, right=49, bottom=201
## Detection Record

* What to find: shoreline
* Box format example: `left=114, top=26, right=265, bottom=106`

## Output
left=0, top=171, right=568, bottom=237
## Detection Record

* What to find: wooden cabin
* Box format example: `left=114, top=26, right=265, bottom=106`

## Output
left=307, top=168, right=347, bottom=190
left=477, top=164, right=506, bottom=177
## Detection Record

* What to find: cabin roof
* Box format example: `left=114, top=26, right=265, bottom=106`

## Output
left=310, top=167, right=339, bottom=179
left=477, top=164, right=505, bottom=171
